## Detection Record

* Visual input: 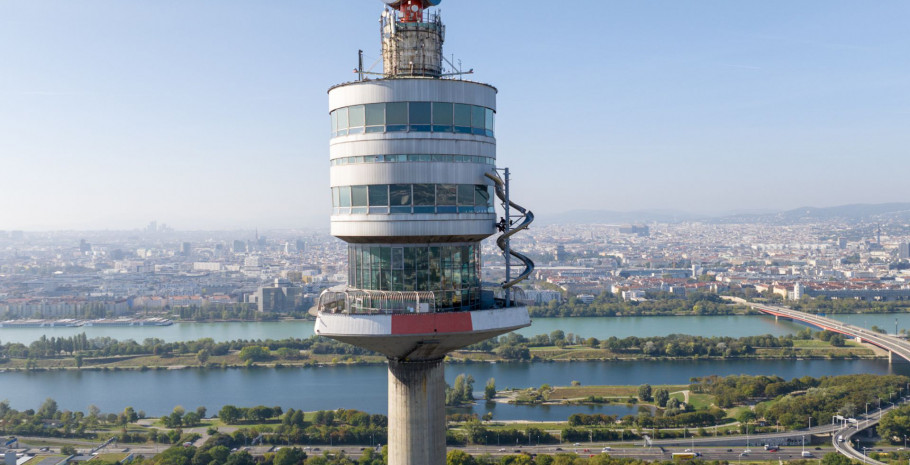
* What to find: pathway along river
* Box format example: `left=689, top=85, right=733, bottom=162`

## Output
left=2, top=314, right=910, bottom=421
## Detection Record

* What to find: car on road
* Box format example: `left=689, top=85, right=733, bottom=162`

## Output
left=802, top=451, right=813, bottom=457
left=602, top=447, right=612, bottom=452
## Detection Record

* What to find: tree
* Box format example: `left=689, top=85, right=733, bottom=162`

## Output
left=484, top=378, right=496, bottom=401
left=446, top=449, right=476, bottom=465
left=737, top=410, right=757, bottom=424
left=219, top=405, right=242, bottom=424
left=209, top=446, right=231, bottom=464
left=225, top=450, right=255, bottom=465
left=821, top=452, right=854, bottom=465
left=183, top=412, right=201, bottom=427
left=878, top=404, right=910, bottom=441
left=830, top=334, right=846, bottom=347
left=248, top=405, right=274, bottom=422
left=61, top=445, right=77, bottom=456
left=123, top=406, right=139, bottom=423
left=638, top=384, right=652, bottom=401
left=37, top=398, right=58, bottom=419
left=654, top=389, right=670, bottom=408
left=274, top=447, right=307, bottom=465
left=197, top=349, right=210, bottom=365
left=238, top=346, right=270, bottom=362
left=74, top=353, right=83, bottom=368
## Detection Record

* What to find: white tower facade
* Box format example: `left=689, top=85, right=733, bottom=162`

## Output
left=315, top=2, right=533, bottom=464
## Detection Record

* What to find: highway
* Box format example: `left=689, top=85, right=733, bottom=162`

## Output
left=831, top=401, right=908, bottom=465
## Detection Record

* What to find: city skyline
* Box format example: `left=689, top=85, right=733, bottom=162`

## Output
left=3, top=0, right=910, bottom=230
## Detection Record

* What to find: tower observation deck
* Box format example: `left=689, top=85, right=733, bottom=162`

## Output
left=315, top=1, right=533, bottom=463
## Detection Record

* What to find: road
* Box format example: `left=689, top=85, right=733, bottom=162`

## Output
left=729, top=298, right=910, bottom=363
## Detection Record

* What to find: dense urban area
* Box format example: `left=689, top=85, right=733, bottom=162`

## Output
left=2, top=215, right=910, bottom=322
left=4, top=211, right=910, bottom=465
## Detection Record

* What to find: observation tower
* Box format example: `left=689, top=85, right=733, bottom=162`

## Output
left=315, top=1, right=534, bottom=463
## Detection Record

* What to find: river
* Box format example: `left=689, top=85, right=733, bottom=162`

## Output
left=3, top=313, right=910, bottom=421
left=3, top=314, right=909, bottom=345
left=2, top=358, right=907, bottom=421
left=0, top=315, right=810, bottom=345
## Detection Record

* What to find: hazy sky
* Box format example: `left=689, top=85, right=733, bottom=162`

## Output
left=2, top=0, right=909, bottom=230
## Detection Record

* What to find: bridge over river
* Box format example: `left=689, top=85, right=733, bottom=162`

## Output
left=732, top=298, right=910, bottom=363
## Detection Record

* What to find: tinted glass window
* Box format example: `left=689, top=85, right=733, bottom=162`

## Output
left=457, top=185, right=474, bottom=205
left=336, top=107, right=348, bottom=130
left=472, top=106, right=485, bottom=129
left=413, top=184, right=435, bottom=206
left=437, top=184, right=456, bottom=206
left=474, top=184, right=490, bottom=206
left=365, top=103, right=385, bottom=126
left=390, top=184, right=411, bottom=206
left=351, top=186, right=368, bottom=207
left=339, top=186, right=351, bottom=207
left=432, top=102, right=453, bottom=125
left=386, top=102, right=408, bottom=125
left=454, top=104, right=471, bottom=127
left=409, top=102, right=431, bottom=124
left=392, top=248, right=403, bottom=270
left=348, top=105, right=365, bottom=128
left=368, top=185, right=389, bottom=206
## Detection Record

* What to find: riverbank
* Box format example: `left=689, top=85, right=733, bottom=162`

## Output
left=0, top=334, right=879, bottom=373
left=0, top=341, right=887, bottom=373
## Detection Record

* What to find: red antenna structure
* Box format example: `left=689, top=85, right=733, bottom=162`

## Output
left=384, top=0, right=441, bottom=22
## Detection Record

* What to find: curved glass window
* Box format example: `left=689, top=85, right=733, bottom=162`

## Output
left=331, top=184, right=494, bottom=215
left=331, top=102, right=494, bottom=137
left=365, top=103, right=385, bottom=133
left=331, top=154, right=494, bottom=166
left=347, top=243, right=481, bottom=312
left=454, top=104, right=472, bottom=134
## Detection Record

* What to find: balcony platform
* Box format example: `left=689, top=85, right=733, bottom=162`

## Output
left=314, top=306, right=530, bottom=360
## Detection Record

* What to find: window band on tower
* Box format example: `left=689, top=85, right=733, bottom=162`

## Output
left=332, top=183, right=494, bottom=215
left=331, top=101, right=494, bottom=137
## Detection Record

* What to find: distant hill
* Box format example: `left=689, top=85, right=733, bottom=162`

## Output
left=717, top=202, right=910, bottom=224
left=541, top=203, right=910, bottom=225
